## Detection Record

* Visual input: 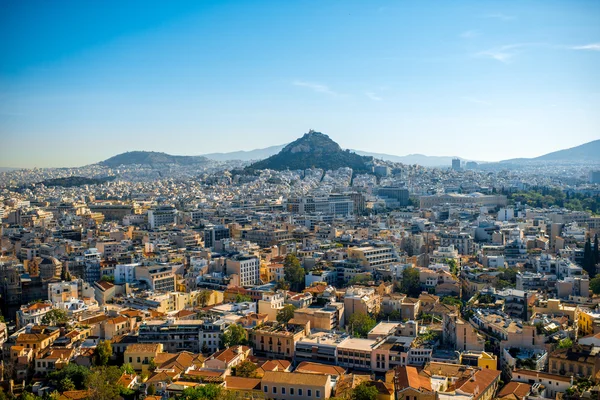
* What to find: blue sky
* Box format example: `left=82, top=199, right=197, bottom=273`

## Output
left=1, top=0, right=599, bottom=167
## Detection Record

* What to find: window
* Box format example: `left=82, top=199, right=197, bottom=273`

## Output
left=308, top=389, right=312, bottom=396
left=282, top=388, right=286, bottom=394
left=263, top=386, right=268, bottom=393
left=273, top=387, right=277, bottom=394
left=290, top=388, right=294, bottom=395
left=316, top=390, right=321, bottom=398
left=298, top=389, right=303, bottom=396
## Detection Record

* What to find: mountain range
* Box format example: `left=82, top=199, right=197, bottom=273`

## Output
left=501, top=139, right=600, bottom=163
left=93, top=136, right=599, bottom=170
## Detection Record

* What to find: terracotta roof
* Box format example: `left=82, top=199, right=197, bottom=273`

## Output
left=210, top=345, right=250, bottom=364
left=58, top=391, right=90, bottom=400
left=95, top=280, right=114, bottom=291
left=258, top=359, right=291, bottom=372
left=456, top=368, right=501, bottom=399
left=295, top=361, right=345, bottom=376
left=396, top=366, right=432, bottom=391
left=225, top=376, right=261, bottom=390
left=262, top=371, right=329, bottom=386
left=117, top=373, right=137, bottom=388
left=497, top=381, right=532, bottom=399
left=27, top=302, right=52, bottom=311
left=107, top=315, right=128, bottom=324
left=124, top=343, right=161, bottom=353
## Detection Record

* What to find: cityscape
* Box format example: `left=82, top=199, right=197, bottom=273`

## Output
left=1, top=2, right=600, bottom=400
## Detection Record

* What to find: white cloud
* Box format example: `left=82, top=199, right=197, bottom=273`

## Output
left=461, top=96, right=491, bottom=106
left=292, top=81, right=340, bottom=96
left=482, top=13, right=516, bottom=21
left=460, top=30, right=480, bottom=39
left=365, top=92, right=383, bottom=101
left=571, top=43, right=600, bottom=51
left=476, top=43, right=543, bottom=63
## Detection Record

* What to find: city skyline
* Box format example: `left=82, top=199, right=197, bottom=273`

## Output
left=1, top=0, right=599, bottom=168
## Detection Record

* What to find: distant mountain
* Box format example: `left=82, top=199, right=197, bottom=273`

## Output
left=202, top=144, right=286, bottom=161
left=100, top=151, right=209, bottom=167
left=246, top=131, right=372, bottom=173
left=501, top=139, right=600, bottom=163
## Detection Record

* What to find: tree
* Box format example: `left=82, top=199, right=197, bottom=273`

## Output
left=351, top=382, right=379, bottom=400
left=198, top=290, right=212, bottom=307
left=584, top=238, right=595, bottom=278
left=274, top=279, right=290, bottom=291
left=595, top=234, right=600, bottom=266
left=146, top=385, right=156, bottom=396
left=93, top=340, right=112, bottom=366
left=58, top=377, right=76, bottom=392
left=441, top=296, right=462, bottom=308
left=400, top=267, right=421, bottom=297
left=48, top=363, right=91, bottom=389
left=179, top=384, right=223, bottom=400
left=558, top=338, right=573, bottom=349
left=121, top=363, right=135, bottom=375
left=100, top=275, right=114, bottom=283
left=222, top=323, right=247, bottom=348
left=284, top=254, right=305, bottom=292
left=235, top=360, right=258, bottom=378
left=591, top=277, right=600, bottom=295
left=276, top=304, right=296, bottom=324
left=85, top=366, right=122, bottom=400
left=348, top=312, right=376, bottom=338
left=41, top=309, right=68, bottom=326
left=234, top=293, right=252, bottom=303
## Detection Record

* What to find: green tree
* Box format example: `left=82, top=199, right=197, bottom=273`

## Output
left=100, top=275, right=115, bottom=283
left=48, top=363, right=91, bottom=389
left=351, top=382, right=379, bottom=400
left=276, top=304, right=296, bottom=324
left=178, top=384, right=223, bottom=400
left=198, top=290, right=212, bottom=307
left=441, top=296, right=462, bottom=308
left=93, top=340, right=112, bottom=366
left=146, top=385, right=157, bottom=396
left=594, top=234, right=600, bottom=266
left=284, top=254, right=306, bottom=292
left=348, top=312, right=376, bottom=338
left=584, top=238, right=596, bottom=278
left=274, top=279, right=290, bottom=291
left=85, top=366, right=123, bottom=400
left=591, top=277, right=600, bottom=295
left=400, top=267, right=421, bottom=297
left=58, top=377, right=76, bottom=392
left=234, top=293, right=252, bottom=303
left=234, top=360, right=258, bottom=378
left=222, top=323, right=247, bottom=348
left=348, top=274, right=371, bottom=286
left=558, top=338, right=573, bottom=349
left=121, top=363, right=135, bottom=375
left=41, top=309, right=68, bottom=326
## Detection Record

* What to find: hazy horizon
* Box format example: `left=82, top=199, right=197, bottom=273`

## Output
left=1, top=1, right=599, bottom=168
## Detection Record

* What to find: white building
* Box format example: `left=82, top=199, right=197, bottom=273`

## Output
left=147, top=206, right=177, bottom=229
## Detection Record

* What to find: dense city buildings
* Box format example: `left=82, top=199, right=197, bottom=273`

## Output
left=0, top=133, right=599, bottom=400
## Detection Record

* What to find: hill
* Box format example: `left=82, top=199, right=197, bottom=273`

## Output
left=246, top=131, right=372, bottom=173
left=203, top=144, right=286, bottom=161
left=502, top=139, right=600, bottom=163
left=38, top=176, right=116, bottom=187
left=352, top=151, right=481, bottom=167
left=100, top=151, right=208, bottom=167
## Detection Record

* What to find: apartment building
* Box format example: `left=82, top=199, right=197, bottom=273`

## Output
left=343, top=286, right=381, bottom=322
left=261, top=371, right=333, bottom=400
left=293, top=302, right=345, bottom=330
left=250, top=321, right=309, bottom=360
left=347, top=246, right=400, bottom=270
left=138, top=319, right=226, bottom=354
left=147, top=206, right=177, bottom=229
left=227, top=255, right=260, bottom=287
left=135, top=264, right=177, bottom=292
